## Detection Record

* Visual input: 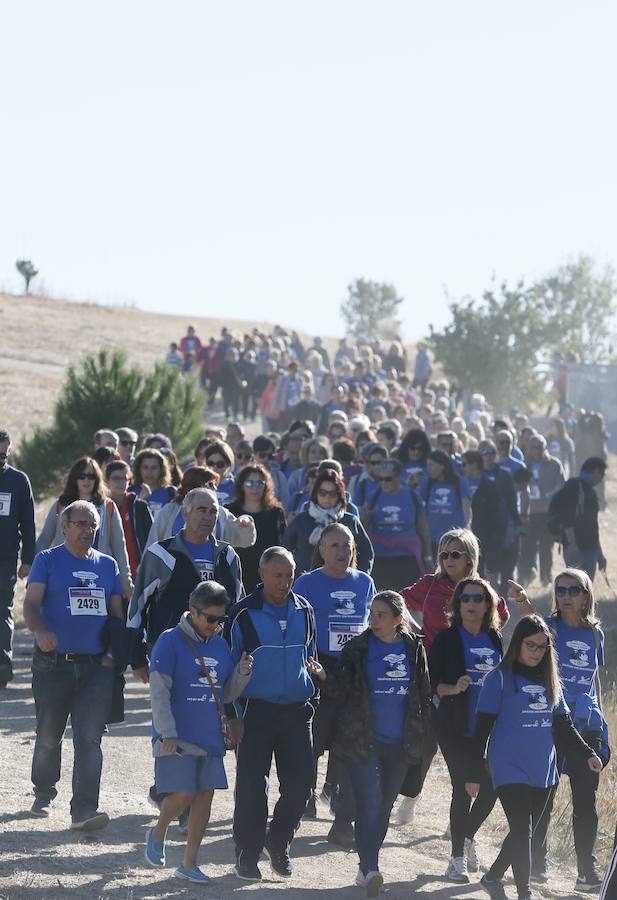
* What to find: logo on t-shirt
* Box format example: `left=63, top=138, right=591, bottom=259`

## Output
left=566, top=640, right=590, bottom=668
left=470, top=647, right=497, bottom=672
left=433, top=487, right=452, bottom=508
left=382, top=505, right=402, bottom=524
left=194, top=656, right=219, bottom=686
left=383, top=653, right=408, bottom=678
left=521, top=683, right=549, bottom=711
left=72, top=570, right=100, bottom=587
left=331, top=590, right=357, bottom=615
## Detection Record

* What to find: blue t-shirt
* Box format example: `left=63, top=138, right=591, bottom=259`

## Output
left=366, top=633, right=411, bottom=744
left=477, top=668, right=569, bottom=788
left=28, top=544, right=123, bottom=654
left=294, top=569, right=374, bottom=657
left=368, top=487, right=421, bottom=557
left=498, top=456, right=525, bottom=476
left=144, top=486, right=173, bottom=514
left=458, top=627, right=501, bottom=736
left=421, top=479, right=467, bottom=543
left=182, top=536, right=215, bottom=582
left=403, top=462, right=427, bottom=484
left=546, top=617, right=604, bottom=725
left=216, top=476, right=235, bottom=505
left=465, top=476, right=481, bottom=500
left=150, top=628, right=234, bottom=755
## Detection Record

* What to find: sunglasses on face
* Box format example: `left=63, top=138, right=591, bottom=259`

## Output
left=377, top=476, right=395, bottom=483
left=77, top=473, right=96, bottom=480
left=459, top=594, right=486, bottom=604
left=120, top=440, right=136, bottom=447
left=256, top=452, right=273, bottom=461
left=522, top=639, right=548, bottom=654
left=439, top=550, right=467, bottom=561
left=481, top=450, right=496, bottom=457
left=555, top=584, right=585, bottom=597
left=207, top=459, right=227, bottom=469
left=196, top=611, right=227, bottom=625
left=244, top=479, right=266, bottom=489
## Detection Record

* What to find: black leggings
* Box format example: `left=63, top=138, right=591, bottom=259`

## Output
left=487, top=783, right=553, bottom=899
left=440, top=739, right=497, bottom=858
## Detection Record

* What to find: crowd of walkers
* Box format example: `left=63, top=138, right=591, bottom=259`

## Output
left=0, top=326, right=615, bottom=897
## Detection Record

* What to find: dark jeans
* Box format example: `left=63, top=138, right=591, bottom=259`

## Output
left=0, top=558, right=17, bottom=676
left=400, top=718, right=438, bottom=798
left=519, top=513, right=553, bottom=585
left=532, top=741, right=600, bottom=877
left=487, top=783, right=553, bottom=899
left=312, top=694, right=354, bottom=825
left=31, top=650, right=114, bottom=818
left=440, top=738, right=497, bottom=857
left=233, top=699, right=314, bottom=860
left=345, top=741, right=408, bottom=875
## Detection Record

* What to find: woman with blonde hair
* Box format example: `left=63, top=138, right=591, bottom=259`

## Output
left=514, top=568, right=609, bottom=890
left=428, top=577, right=503, bottom=883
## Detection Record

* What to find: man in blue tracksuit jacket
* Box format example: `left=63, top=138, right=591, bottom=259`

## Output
left=225, top=546, right=317, bottom=882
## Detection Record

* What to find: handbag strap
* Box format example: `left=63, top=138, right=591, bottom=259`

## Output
left=177, top=626, right=226, bottom=720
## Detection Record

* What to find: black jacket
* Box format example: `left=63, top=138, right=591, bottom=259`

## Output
left=470, top=477, right=508, bottom=569
left=323, top=628, right=432, bottom=765
left=428, top=625, right=503, bottom=743
left=123, top=492, right=153, bottom=564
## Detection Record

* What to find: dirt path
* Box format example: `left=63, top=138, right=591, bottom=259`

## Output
left=1, top=631, right=587, bottom=900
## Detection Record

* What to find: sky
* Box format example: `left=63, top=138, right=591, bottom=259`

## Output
left=2, top=1, right=616, bottom=341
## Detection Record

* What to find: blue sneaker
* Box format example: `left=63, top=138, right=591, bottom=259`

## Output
left=175, top=865, right=210, bottom=883
left=145, top=827, right=165, bottom=867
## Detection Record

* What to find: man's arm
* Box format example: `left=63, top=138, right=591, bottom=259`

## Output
left=23, top=582, right=57, bottom=652
left=18, top=475, right=36, bottom=576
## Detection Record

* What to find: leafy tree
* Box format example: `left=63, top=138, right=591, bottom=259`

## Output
left=15, top=259, right=38, bottom=293
left=341, top=278, right=404, bottom=340
left=16, top=350, right=204, bottom=496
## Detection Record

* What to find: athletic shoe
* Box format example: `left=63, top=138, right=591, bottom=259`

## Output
left=303, top=796, right=317, bottom=819
left=365, top=870, right=384, bottom=898
left=327, top=821, right=355, bottom=850
left=30, top=797, right=52, bottom=818
left=70, top=811, right=110, bottom=832
left=575, top=871, right=602, bottom=892
left=175, top=865, right=209, bottom=883
left=144, top=827, right=165, bottom=867
left=392, top=796, right=417, bottom=825
left=234, top=854, right=261, bottom=881
left=446, top=856, right=469, bottom=884
left=465, top=836, right=480, bottom=872
left=264, top=841, right=293, bottom=877
left=480, top=873, right=508, bottom=899
left=355, top=867, right=366, bottom=887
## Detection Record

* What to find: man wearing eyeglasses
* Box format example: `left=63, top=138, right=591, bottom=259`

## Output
left=22, top=500, right=125, bottom=829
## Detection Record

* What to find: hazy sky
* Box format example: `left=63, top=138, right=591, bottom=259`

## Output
left=2, top=2, right=616, bottom=341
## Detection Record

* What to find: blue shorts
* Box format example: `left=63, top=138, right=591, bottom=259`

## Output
left=155, top=753, right=228, bottom=794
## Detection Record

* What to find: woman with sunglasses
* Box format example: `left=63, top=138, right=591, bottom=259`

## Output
left=146, top=467, right=256, bottom=551
left=470, top=615, right=603, bottom=900
left=146, top=580, right=253, bottom=883
left=283, top=469, right=373, bottom=576
left=394, top=428, right=431, bottom=487
left=361, top=459, right=431, bottom=592
left=428, top=577, right=503, bottom=884
left=350, top=443, right=389, bottom=508
left=130, top=449, right=176, bottom=513
left=513, top=569, right=608, bottom=890
left=36, top=457, right=132, bottom=595
left=225, top=466, right=286, bottom=593
left=203, top=440, right=236, bottom=504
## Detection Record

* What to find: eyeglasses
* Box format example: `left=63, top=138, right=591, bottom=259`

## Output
left=318, top=488, right=339, bottom=498
left=206, top=459, right=228, bottom=469
left=555, top=584, right=585, bottom=598
left=377, top=476, right=395, bottom=483
left=522, top=639, right=548, bottom=654
left=77, top=473, right=96, bottom=481
left=439, top=550, right=467, bottom=561
left=67, top=520, right=97, bottom=531
left=195, top=611, right=227, bottom=625
left=120, top=440, right=136, bottom=447
left=244, top=479, right=266, bottom=489
left=459, top=594, right=486, bottom=604
left=481, top=450, right=496, bottom=457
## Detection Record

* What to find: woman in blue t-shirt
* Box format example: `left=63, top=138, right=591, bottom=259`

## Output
left=310, top=591, right=429, bottom=897
left=130, top=448, right=176, bottom=514
left=514, top=568, right=609, bottom=890
left=146, top=581, right=253, bottom=884
left=420, top=450, right=471, bottom=555
left=470, top=615, right=602, bottom=900
left=428, top=577, right=503, bottom=885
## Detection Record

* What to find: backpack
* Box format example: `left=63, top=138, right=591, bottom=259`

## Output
left=547, top=478, right=585, bottom=539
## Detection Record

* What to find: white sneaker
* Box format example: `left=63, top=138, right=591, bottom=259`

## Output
left=465, top=837, right=480, bottom=872
left=446, top=856, right=469, bottom=884
left=365, top=870, right=384, bottom=897
left=392, top=796, right=417, bottom=825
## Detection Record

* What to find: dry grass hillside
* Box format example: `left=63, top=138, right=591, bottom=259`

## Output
left=0, top=292, right=344, bottom=448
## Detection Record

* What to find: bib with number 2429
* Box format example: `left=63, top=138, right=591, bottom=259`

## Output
left=68, top=587, right=107, bottom=617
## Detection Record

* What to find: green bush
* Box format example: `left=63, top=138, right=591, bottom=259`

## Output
left=16, top=349, right=204, bottom=497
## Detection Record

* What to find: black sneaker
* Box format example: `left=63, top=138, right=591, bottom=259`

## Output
left=234, top=854, right=261, bottom=881
left=264, top=841, right=293, bottom=877
left=576, top=871, right=602, bottom=892
left=303, top=796, right=317, bottom=819
left=327, top=821, right=355, bottom=850
left=30, top=797, right=52, bottom=818
left=480, top=873, right=508, bottom=899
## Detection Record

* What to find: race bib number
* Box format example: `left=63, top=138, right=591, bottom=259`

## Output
left=329, top=621, right=364, bottom=652
left=0, top=493, right=11, bottom=516
left=68, top=587, right=107, bottom=616
left=195, top=561, right=215, bottom=582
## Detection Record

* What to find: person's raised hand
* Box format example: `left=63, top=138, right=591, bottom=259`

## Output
left=507, top=580, right=533, bottom=614
left=238, top=651, right=253, bottom=676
